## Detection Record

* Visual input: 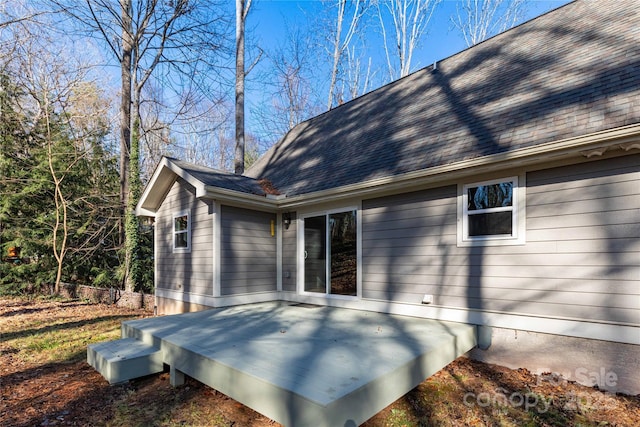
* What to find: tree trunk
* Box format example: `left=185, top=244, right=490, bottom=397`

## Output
left=234, top=0, right=246, bottom=175
left=124, top=97, right=142, bottom=292
left=327, top=1, right=345, bottom=110
left=120, top=0, right=134, bottom=290
left=120, top=0, right=133, bottom=246
left=49, top=149, right=68, bottom=295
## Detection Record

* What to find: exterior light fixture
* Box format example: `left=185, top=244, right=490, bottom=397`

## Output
left=283, top=212, right=292, bottom=230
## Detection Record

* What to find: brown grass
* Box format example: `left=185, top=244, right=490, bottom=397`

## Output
left=1, top=296, right=638, bottom=426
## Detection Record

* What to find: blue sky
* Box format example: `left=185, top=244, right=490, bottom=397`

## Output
left=250, top=0, right=571, bottom=74
left=242, top=0, right=572, bottom=142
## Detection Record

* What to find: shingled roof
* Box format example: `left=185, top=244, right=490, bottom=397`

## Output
left=167, top=158, right=270, bottom=195
left=246, top=0, right=640, bottom=197
left=136, top=157, right=276, bottom=216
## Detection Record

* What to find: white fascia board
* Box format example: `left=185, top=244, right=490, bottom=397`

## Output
left=137, top=160, right=279, bottom=215
left=203, top=186, right=278, bottom=211
left=139, top=125, right=640, bottom=215
left=136, top=157, right=173, bottom=216
left=136, top=207, right=157, bottom=218
left=136, top=157, right=207, bottom=215
left=135, top=157, right=204, bottom=216
left=164, top=160, right=207, bottom=198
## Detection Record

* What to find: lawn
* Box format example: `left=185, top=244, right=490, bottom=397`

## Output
left=1, top=296, right=638, bottom=426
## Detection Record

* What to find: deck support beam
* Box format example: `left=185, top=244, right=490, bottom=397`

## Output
left=477, top=326, right=493, bottom=350
left=170, top=366, right=185, bottom=386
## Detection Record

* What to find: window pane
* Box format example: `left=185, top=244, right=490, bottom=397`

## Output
left=175, top=232, right=188, bottom=248
left=468, top=182, right=513, bottom=210
left=304, top=215, right=326, bottom=293
left=468, top=211, right=513, bottom=236
left=329, top=211, right=357, bottom=296
left=175, top=215, right=188, bottom=231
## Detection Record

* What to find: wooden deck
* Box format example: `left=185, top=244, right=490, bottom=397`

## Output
left=104, top=302, right=477, bottom=426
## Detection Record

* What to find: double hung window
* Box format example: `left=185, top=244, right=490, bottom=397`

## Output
left=173, top=210, right=191, bottom=252
left=459, top=176, right=524, bottom=246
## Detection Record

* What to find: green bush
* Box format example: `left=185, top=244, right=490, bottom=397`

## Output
left=0, top=260, right=55, bottom=295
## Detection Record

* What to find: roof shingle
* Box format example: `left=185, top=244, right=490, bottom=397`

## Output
left=169, top=158, right=268, bottom=195
left=246, top=0, right=640, bottom=197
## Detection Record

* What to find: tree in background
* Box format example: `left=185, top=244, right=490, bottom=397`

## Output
left=0, top=73, right=51, bottom=293
left=324, top=0, right=368, bottom=110
left=60, top=0, right=229, bottom=291
left=235, top=0, right=250, bottom=175
left=235, top=0, right=263, bottom=174
left=0, top=24, right=119, bottom=295
left=342, top=42, right=375, bottom=102
left=451, top=0, right=526, bottom=47
left=176, top=99, right=234, bottom=172
left=254, top=22, right=322, bottom=144
left=376, top=0, right=440, bottom=80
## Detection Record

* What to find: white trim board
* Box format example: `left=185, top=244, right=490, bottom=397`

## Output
left=276, top=293, right=640, bottom=346
left=213, top=200, right=221, bottom=298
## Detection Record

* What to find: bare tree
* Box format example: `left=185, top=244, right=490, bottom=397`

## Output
left=12, top=30, right=72, bottom=295
left=44, top=107, right=76, bottom=295
left=140, top=119, right=171, bottom=183
left=235, top=0, right=250, bottom=175
left=451, top=0, right=526, bottom=47
left=0, top=0, right=48, bottom=29
left=324, top=0, right=368, bottom=110
left=8, top=21, right=109, bottom=293
left=176, top=99, right=235, bottom=171
left=243, top=132, right=261, bottom=169
left=58, top=0, right=228, bottom=291
left=254, top=23, right=322, bottom=144
left=376, top=0, right=440, bottom=80
left=342, top=42, right=376, bottom=101
left=235, top=0, right=262, bottom=175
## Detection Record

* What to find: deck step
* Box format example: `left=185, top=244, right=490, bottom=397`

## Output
left=87, top=338, right=163, bottom=384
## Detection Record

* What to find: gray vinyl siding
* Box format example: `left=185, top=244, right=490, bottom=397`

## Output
left=362, top=154, right=640, bottom=325
left=282, top=212, right=297, bottom=292
left=220, top=205, right=277, bottom=295
left=156, top=178, right=213, bottom=295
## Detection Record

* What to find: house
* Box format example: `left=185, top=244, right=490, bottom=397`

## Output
left=135, top=0, right=639, bottom=404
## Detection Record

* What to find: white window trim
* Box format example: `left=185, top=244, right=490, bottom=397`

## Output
left=457, top=175, right=526, bottom=247
left=173, top=209, right=191, bottom=253
left=297, top=205, right=362, bottom=300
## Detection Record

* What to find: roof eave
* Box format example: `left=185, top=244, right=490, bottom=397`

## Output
left=277, top=123, right=640, bottom=209
left=202, top=186, right=278, bottom=211
left=135, top=157, right=208, bottom=217
left=136, top=124, right=640, bottom=215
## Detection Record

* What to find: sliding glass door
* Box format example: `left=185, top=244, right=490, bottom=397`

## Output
left=304, top=215, right=326, bottom=293
left=303, top=210, right=357, bottom=296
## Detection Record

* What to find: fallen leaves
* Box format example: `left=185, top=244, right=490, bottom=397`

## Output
left=2, top=296, right=639, bottom=427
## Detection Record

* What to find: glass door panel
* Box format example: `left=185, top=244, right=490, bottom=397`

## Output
left=329, top=211, right=357, bottom=295
left=304, top=215, right=326, bottom=293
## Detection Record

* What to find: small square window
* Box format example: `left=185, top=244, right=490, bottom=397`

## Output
left=173, top=210, right=191, bottom=252
left=458, top=176, right=525, bottom=246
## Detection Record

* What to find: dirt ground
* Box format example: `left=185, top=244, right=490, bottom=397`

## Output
left=1, top=297, right=638, bottom=426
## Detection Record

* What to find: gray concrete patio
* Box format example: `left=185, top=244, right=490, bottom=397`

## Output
left=89, top=302, right=477, bottom=426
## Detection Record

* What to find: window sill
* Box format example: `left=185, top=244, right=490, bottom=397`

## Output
left=457, top=236, right=526, bottom=247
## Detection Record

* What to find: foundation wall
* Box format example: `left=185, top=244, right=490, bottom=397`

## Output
left=468, top=327, right=640, bottom=395
left=61, top=284, right=154, bottom=311
left=155, top=295, right=213, bottom=315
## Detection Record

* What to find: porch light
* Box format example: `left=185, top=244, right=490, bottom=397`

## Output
left=283, top=212, right=291, bottom=230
